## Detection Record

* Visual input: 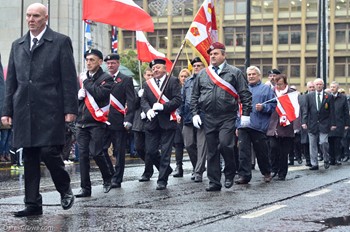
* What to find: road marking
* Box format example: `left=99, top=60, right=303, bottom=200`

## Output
left=241, top=205, right=287, bottom=218
left=304, top=189, right=331, bottom=197
left=288, top=166, right=309, bottom=171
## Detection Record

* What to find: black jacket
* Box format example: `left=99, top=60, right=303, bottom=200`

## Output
left=76, top=67, right=113, bottom=128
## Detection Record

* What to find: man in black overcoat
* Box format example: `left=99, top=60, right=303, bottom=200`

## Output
left=1, top=3, right=78, bottom=217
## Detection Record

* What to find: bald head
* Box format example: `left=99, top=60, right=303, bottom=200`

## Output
left=26, top=3, right=48, bottom=36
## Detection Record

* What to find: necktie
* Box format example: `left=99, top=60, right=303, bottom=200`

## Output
left=212, top=66, right=219, bottom=74
left=317, top=92, right=321, bottom=111
left=156, top=79, right=160, bottom=87
left=31, top=38, right=38, bottom=51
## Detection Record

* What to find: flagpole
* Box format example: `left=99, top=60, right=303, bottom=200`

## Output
left=138, top=60, right=143, bottom=88
left=82, top=21, right=86, bottom=73
left=157, top=40, right=186, bottom=102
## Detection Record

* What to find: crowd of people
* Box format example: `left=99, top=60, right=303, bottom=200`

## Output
left=1, top=2, right=350, bottom=217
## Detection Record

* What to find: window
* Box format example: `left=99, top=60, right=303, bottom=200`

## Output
left=278, top=25, right=301, bottom=45
left=224, top=27, right=246, bottom=47
left=123, top=31, right=135, bottom=49
left=251, top=33, right=261, bottom=45
left=335, top=24, right=347, bottom=43
left=224, top=0, right=234, bottom=15
left=279, top=32, right=289, bottom=44
left=306, top=58, right=317, bottom=78
left=335, top=57, right=346, bottom=77
left=147, top=30, right=167, bottom=49
left=172, top=29, right=186, bottom=48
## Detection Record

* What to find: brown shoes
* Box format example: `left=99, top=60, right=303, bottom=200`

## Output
left=264, top=174, right=272, bottom=183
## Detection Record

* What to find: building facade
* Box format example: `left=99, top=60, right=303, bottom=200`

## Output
left=1, top=0, right=349, bottom=92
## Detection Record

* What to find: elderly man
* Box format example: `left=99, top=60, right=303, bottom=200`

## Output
left=191, top=42, right=252, bottom=191
left=302, top=78, right=336, bottom=170
left=2, top=3, right=78, bottom=216
left=236, top=66, right=276, bottom=184
left=141, top=58, right=182, bottom=190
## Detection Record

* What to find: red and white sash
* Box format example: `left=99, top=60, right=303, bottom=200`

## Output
left=84, top=91, right=110, bottom=125
left=206, top=67, right=242, bottom=115
left=147, top=78, right=176, bottom=121
left=110, top=94, right=126, bottom=115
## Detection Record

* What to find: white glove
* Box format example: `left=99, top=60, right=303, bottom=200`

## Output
left=138, top=89, right=144, bottom=98
left=123, top=122, right=132, bottom=130
left=140, top=111, right=146, bottom=119
left=78, top=88, right=86, bottom=100
left=240, top=115, right=250, bottom=127
left=192, top=115, right=202, bottom=129
left=152, top=103, right=164, bottom=111
left=146, top=109, right=156, bottom=121
left=80, top=72, right=88, bottom=82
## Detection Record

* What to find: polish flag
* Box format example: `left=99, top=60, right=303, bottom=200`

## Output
left=83, top=0, right=154, bottom=32
left=136, top=31, right=173, bottom=72
left=185, top=0, right=218, bottom=66
left=276, top=91, right=300, bottom=125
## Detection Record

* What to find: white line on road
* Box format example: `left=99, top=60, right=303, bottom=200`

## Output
left=241, top=205, right=287, bottom=219
left=304, top=189, right=331, bottom=197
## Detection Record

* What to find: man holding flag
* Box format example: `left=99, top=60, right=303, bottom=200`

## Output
left=141, top=58, right=181, bottom=190
left=190, top=42, right=252, bottom=191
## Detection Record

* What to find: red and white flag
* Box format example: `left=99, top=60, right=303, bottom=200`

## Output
left=83, top=0, right=154, bottom=32
left=276, top=91, right=300, bottom=126
left=185, top=0, right=218, bottom=66
left=136, top=31, right=173, bottom=72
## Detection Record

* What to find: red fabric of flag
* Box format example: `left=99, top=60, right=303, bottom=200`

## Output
left=83, top=0, right=154, bottom=32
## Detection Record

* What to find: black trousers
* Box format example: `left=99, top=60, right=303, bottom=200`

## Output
left=204, top=116, right=236, bottom=188
left=329, top=136, right=342, bottom=163
left=269, top=136, right=293, bottom=178
left=23, top=146, right=71, bottom=208
left=77, top=126, right=113, bottom=191
left=145, top=128, right=175, bottom=185
left=103, top=128, right=128, bottom=184
left=237, top=128, right=271, bottom=180
left=134, top=131, right=154, bottom=178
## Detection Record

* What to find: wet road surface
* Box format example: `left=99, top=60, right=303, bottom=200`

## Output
left=1, top=155, right=350, bottom=231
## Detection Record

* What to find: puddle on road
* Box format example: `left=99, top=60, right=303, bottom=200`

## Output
left=313, top=215, right=350, bottom=228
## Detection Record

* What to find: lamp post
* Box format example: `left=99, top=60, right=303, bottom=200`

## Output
left=245, top=0, right=251, bottom=71
left=317, top=0, right=328, bottom=87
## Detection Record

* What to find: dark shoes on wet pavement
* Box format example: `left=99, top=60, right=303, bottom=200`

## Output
left=61, top=189, right=75, bottom=210
left=139, top=175, right=150, bottom=182
left=206, top=184, right=221, bottom=191
left=156, top=183, right=167, bottom=190
left=14, top=206, right=43, bottom=217
left=75, top=189, right=91, bottom=198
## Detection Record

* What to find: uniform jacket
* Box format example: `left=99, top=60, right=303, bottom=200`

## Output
left=190, top=62, right=252, bottom=119
left=76, top=67, right=113, bottom=127
left=181, top=74, right=197, bottom=125
left=2, top=27, right=78, bottom=147
left=301, top=91, right=336, bottom=134
left=108, top=72, right=135, bottom=130
left=329, top=93, right=350, bottom=137
left=141, top=76, right=181, bottom=131
left=0, top=54, right=5, bottom=115
left=266, top=87, right=295, bottom=138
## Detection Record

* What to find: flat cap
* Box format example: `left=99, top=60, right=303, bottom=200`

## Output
left=104, top=53, right=120, bottom=61
left=191, top=57, right=202, bottom=65
left=84, top=49, right=103, bottom=60
left=268, top=69, right=281, bottom=75
left=207, top=42, right=226, bottom=54
left=149, top=58, right=166, bottom=68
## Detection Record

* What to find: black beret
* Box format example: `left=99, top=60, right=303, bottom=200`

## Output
left=84, top=49, right=103, bottom=60
left=207, top=42, right=226, bottom=54
left=268, top=69, right=281, bottom=75
left=191, top=57, right=202, bottom=65
left=104, top=53, right=120, bottom=61
left=149, top=58, right=166, bottom=68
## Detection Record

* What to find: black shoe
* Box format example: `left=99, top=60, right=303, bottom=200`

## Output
left=271, top=172, right=277, bottom=178
left=277, top=176, right=286, bottom=181
left=61, top=189, right=75, bottom=210
left=139, top=175, right=150, bottom=182
left=75, top=189, right=91, bottom=198
left=194, top=175, right=203, bottom=182
left=235, top=177, right=249, bottom=185
left=173, top=165, right=183, bottom=177
left=156, top=183, right=167, bottom=190
left=309, top=165, right=319, bottom=170
left=103, top=182, right=112, bottom=193
left=206, top=185, right=221, bottom=192
left=297, top=158, right=303, bottom=164
left=224, top=179, right=234, bottom=188
left=111, top=182, right=121, bottom=188
left=318, top=157, right=324, bottom=161
left=343, top=156, right=349, bottom=162
left=288, top=162, right=294, bottom=166
left=324, top=162, right=330, bottom=169
left=14, top=207, right=43, bottom=217
left=191, top=172, right=195, bottom=180
left=306, top=162, right=312, bottom=167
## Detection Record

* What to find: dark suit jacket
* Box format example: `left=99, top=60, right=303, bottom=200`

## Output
left=108, top=72, right=135, bottom=130
left=329, top=93, right=350, bottom=137
left=0, top=54, right=5, bottom=115
left=141, top=76, right=181, bottom=131
left=302, top=91, right=336, bottom=134
left=2, top=27, right=78, bottom=147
